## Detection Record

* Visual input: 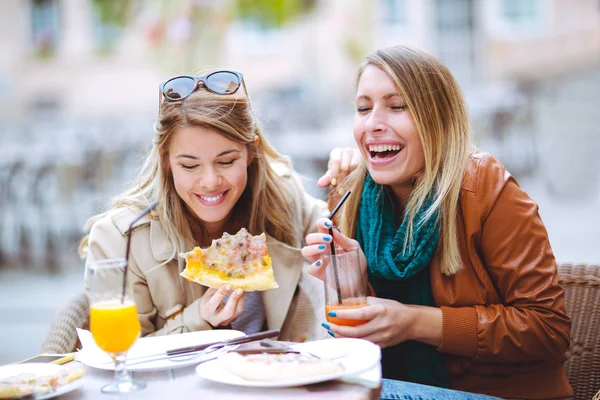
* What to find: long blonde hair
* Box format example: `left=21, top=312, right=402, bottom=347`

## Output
left=80, top=77, right=297, bottom=259
left=337, top=46, right=471, bottom=275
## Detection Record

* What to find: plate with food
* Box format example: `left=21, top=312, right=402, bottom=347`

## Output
left=0, top=363, right=85, bottom=399
left=180, top=228, right=278, bottom=291
left=75, top=328, right=245, bottom=372
left=195, top=338, right=380, bottom=388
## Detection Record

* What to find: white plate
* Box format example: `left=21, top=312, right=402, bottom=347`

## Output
left=76, top=329, right=245, bottom=372
left=0, top=363, right=84, bottom=399
left=195, top=338, right=381, bottom=388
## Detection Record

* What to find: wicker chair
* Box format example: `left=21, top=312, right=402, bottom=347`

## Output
left=558, top=263, right=600, bottom=400
left=41, top=292, right=90, bottom=354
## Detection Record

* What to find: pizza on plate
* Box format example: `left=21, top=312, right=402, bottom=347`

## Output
left=180, top=228, right=278, bottom=291
left=220, top=352, right=345, bottom=381
left=0, top=365, right=85, bottom=399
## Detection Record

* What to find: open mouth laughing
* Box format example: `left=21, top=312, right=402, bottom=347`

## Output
left=367, top=144, right=404, bottom=166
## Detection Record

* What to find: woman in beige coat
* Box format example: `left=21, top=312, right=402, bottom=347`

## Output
left=80, top=70, right=359, bottom=341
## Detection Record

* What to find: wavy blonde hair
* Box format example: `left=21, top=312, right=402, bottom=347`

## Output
left=80, top=76, right=297, bottom=260
left=336, top=46, right=471, bottom=275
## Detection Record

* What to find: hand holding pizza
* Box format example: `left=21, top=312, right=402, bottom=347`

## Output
left=199, top=284, right=245, bottom=328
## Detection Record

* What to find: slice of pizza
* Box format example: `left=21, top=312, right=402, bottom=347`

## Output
left=179, top=228, right=278, bottom=291
left=220, top=352, right=345, bottom=381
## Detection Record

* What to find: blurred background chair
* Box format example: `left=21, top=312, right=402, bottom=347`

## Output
left=41, top=292, right=89, bottom=354
left=558, top=263, right=600, bottom=400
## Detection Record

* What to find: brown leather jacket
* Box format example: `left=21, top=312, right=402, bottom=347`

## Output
left=335, top=152, right=572, bottom=399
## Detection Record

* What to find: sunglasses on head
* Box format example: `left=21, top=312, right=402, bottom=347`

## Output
left=160, top=70, right=244, bottom=101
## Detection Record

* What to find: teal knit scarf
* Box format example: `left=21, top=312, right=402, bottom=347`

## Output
left=356, top=173, right=450, bottom=388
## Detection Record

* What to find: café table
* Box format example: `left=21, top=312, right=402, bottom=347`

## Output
left=58, top=339, right=382, bottom=400
left=58, top=362, right=382, bottom=400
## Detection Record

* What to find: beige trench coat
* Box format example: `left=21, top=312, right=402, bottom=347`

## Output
left=84, top=171, right=330, bottom=343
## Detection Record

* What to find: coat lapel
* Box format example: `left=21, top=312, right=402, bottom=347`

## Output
left=150, top=219, right=175, bottom=262
left=262, top=236, right=304, bottom=332
left=111, top=207, right=173, bottom=262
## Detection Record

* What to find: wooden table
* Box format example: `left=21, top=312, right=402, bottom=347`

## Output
left=59, top=362, right=382, bottom=400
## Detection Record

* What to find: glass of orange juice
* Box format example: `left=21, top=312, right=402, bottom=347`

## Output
left=87, top=258, right=146, bottom=394
left=323, top=249, right=368, bottom=326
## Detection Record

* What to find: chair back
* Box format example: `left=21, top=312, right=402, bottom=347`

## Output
left=41, top=292, right=90, bottom=353
left=558, top=263, right=600, bottom=400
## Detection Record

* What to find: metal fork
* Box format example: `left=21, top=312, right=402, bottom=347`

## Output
left=166, top=342, right=233, bottom=363
left=259, top=338, right=321, bottom=359
left=123, top=343, right=232, bottom=367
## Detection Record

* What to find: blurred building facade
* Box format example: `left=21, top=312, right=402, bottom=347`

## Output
left=1, top=0, right=599, bottom=270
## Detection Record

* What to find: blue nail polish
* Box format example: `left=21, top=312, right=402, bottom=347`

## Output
left=318, top=244, right=326, bottom=250
left=327, top=330, right=335, bottom=337
left=324, top=221, right=331, bottom=228
left=316, top=260, right=321, bottom=266
left=323, top=235, right=331, bottom=242
left=328, top=311, right=337, bottom=317
left=321, top=322, right=330, bottom=330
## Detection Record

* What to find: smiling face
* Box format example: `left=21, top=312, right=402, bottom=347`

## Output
left=353, top=64, right=425, bottom=201
left=168, top=125, right=251, bottom=234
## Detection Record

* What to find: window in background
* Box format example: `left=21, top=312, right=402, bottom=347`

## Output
left=31, top=0, right=59, bottom=58
left=91, top=0, right=130, bottom=54
left=501, top=0, right=540, bottom=27
left=235, top=18, right=282, bottom=56
left=484, top=0, right=547, bottom=38
left=433, top=0, right=477, bottom=86
left=380, top=0, right=407, bottom=28
left=373, top=0, right=409, bottom=50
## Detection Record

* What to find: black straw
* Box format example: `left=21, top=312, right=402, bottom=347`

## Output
left=122, top=201, right=159, bottom=303
left=327, top=190, right=351, bottom=306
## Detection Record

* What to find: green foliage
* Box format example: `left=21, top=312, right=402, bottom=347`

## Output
left=235, top=0, right=316, bottom=28
left=91, top=0, right=137, bottom=54
left=91, top=0, right=133, bottom=28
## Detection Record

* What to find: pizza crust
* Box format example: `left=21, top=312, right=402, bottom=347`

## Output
left=181, top=263, right=278, bottom=291
left=220, top=352, right=345, bottom=381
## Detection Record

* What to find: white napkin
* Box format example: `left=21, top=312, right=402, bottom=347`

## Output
left=339, top=363, right=381, bottom=388
left=75, top=328, right=244, bottom=368
left=75, top=328, right=115, bottom=364
left=77, top=328, right=175, bottom=363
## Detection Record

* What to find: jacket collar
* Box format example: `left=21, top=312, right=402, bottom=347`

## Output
left=111, top=208, right=174, bottom=262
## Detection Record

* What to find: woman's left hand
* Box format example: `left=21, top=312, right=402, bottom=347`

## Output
left=318, top=147, right=362, bottom=188
left=323, top=297, right=415, bottom=349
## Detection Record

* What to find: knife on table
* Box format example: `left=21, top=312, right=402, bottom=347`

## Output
left=166, top=329, right=280, bottom=356
left=101, top=329, right=281, bottom=366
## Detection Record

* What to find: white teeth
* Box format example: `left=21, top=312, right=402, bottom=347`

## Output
left=368, top=144, right=403, bottom=152
left=200, top=193, right=224, bottom=202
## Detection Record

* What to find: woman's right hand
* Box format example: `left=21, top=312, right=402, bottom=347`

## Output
left=199, top=285, right=245, bottom=327
left=301, top=218, right=368, bottom=281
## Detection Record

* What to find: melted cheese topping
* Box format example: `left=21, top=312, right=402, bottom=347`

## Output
left=180, top=228, right=278, bottom=291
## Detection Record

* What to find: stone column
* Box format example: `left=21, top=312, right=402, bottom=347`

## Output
left=58, top=0, right=94, bottom=61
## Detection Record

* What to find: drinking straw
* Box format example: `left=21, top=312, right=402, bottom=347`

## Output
left=122, top=201, right=159, bottom=303
left=327, top=190, right=351, bottom=306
